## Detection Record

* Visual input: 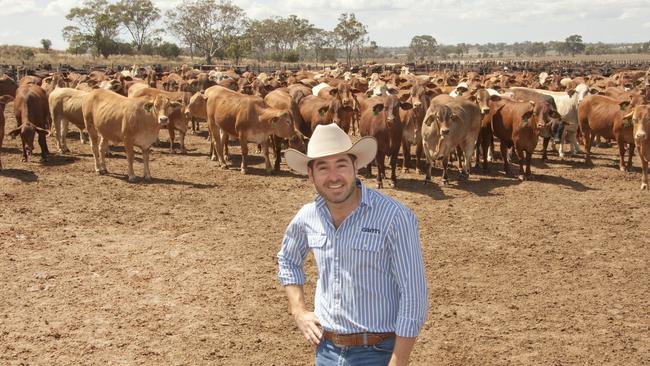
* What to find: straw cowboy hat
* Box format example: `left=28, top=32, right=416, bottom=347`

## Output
left=284, top=124, right=377, bottom=175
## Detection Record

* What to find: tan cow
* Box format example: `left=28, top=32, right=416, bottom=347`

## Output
left=628, top=105, right=650, bottom=189
left=205, top=86, right=297, bottom=174
left=578, top=94, right=636, bottom=171
left=82, top=89, right=181, bottom=182
left=128, top=83, right=191, bottom=154
left=48, top=87, right=89, bottom=153
left=422, top=97, right=481, bottom=185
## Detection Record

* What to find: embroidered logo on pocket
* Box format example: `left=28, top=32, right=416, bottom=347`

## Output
left=361, top=227, right=380, bottom=234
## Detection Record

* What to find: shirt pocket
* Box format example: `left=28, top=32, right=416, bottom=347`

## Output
left=351, top=233, right=385, bottom=252
left=307, top=234, right=327, bottom=249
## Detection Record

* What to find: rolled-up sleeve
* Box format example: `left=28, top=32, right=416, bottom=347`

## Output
left=277, top=213, right=309, bottom=286
left=388, top=209, right=428, bottom=337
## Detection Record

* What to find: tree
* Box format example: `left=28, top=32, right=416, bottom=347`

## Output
left=63, top=0, right=120, bottom=58
left=166, top=0, right=247, bottom=64
left=455, top=43, right=470, bottom=58
left=334, top=13, right=367, bottom=66
left=40, top=39, right=52, bottom=52
left=306, top=28, right=335, bottom=63
left=525, top=41, right=547, bottom=57
left=157, top=41, right=181, bottom=59
left=564, top=34, right=585, bottom=57
left=111, top=0, right=161, bottom=53
left=409, top=35, right=437, bottom=61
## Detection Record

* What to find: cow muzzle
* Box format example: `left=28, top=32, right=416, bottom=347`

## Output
left=636, top=131, right=647, bottom=141
left=441, top=127, right=450, bottom=136
left=158, top=116, right=169, bottom=126
left=481, top=107, right=490, bottom=115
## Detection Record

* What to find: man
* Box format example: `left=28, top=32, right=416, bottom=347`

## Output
left=278, top=124, right=428, bottom=366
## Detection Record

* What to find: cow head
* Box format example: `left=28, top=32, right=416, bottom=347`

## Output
left=630, top=105, right=650, bottom=144
left=264, top=109, right=295, bottom=139
left=372, top=94, right=411, bottom=127
left=144, top=95, right=182, bottom=127
left=9, top=122, right=49, bottom=161
left=184, top=91, right=207, bottom=120
left=470, top=88, right=491, bottom=115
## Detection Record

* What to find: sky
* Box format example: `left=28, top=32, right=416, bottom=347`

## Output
left=1, top=0, right=649, bottom=50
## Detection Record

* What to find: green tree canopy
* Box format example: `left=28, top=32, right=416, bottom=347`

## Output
left=111, top=0, right=161, bottom=52
left=63, top=0, right=121, bottom=58
left=334, top=13, right=367, bottom=66
left=409, top=35, right=438, bottom=61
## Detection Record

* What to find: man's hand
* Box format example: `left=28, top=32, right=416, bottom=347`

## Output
left=294, top=310, right=322, bottom=346
left=388, top=336, right=417, bottom=366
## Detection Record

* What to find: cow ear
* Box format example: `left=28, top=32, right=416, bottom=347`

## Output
left=170, top=101, right=182, bottom=109
left=567, top=89, right=576, bottom=97
left=387, top=87, right=399, bottom=95
left=398, top=93, right=410, bottom=102
left=426, top=82, right=437, bottom=89
left=8, top=127, right=21, bottom=138
left=350, top=88, right=360, bottom=94
left=329, top=88, right=338, bottom=96
left=522, top=111, right=534, bottom=123
left=318, top=106, right=328, bottom=117
left=489, top=94, right=502, bottom=102
left=0, top=95, right=14, bottom=104
left=365, top=89, right=374, bottom=97
left=619, top=100, right=630, bottom=110
left=372, top=104, right=384, bottom=114
left=589, top=88, right=600, bottom=94
left=467, top=95, right=477, bottom=102
left=623, top=111, right=634, bottom=120
left=143, top=102, right=154, bottom=112
left=400, top=102, right=413, bottom=110
left=549, top=110, right=562, bottom=119
left=425, top=89, right=437, bottom=97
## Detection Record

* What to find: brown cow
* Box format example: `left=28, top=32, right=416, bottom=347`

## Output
left=359, top=93, right=412, bottom=188
left=486, top=96, right=539, bottom=180
left=128, top=83, right=191, bottom=154
left=205, top=86, right=298, bottom=174
left=49, top=87, right=89, bottom=153
left=629, top=105, right=650, bottom=189
left=263, top=89, right=308, bottom=172
left=10, top=84, right=50, bottom=162
left=578, top=94, right=636, bottom=171
left=82, top=89, right=181, bottom=181
left=421, top=98, right=481, bottom=184
left=0, top=95, right=15, bottom=170
left=0, top=74, right=18, bottom=97
left=399, top=80, right=437, bottom=173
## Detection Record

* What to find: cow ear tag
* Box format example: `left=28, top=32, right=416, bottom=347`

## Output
left=143, top=103, right=152, bottom=113
left=373, top=109, right=379, bottom=116
left=319, top=110, right=325, bottom=117
left=522, top=117, right=529, bottom=125
left=620, top=104, right=625, bottom=111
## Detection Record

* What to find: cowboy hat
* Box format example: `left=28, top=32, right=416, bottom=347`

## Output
left=284, top=124, right=377, bottom=175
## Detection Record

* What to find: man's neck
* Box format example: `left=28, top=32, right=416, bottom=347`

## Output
left=326, top=186, right=362, bottom=229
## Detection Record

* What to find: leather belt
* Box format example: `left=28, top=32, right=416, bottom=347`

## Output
left=322, top=331, right=396, bottom=347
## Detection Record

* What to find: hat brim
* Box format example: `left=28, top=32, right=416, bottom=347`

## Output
left=285, top=136, right=378, bottom=175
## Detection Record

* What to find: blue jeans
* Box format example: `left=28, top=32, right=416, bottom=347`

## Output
left=315, top=336, right=395, bottom=366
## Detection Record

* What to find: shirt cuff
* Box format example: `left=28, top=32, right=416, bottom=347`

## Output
left=278, top=269, right=306, bottom=286
left=395, top=316, right=424, bottom=337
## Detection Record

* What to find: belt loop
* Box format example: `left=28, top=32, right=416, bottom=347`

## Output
left=362, top=332, right=368, bottom=346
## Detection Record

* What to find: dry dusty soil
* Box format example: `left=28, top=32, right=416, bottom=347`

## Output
left=1, top=103, right=648, bottom=366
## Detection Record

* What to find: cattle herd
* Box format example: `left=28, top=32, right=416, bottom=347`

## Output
left=1, top=62, right=649, bottom=190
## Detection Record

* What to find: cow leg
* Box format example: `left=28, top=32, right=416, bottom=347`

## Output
left=583, top=129, right=594, bottom=165
left=262, top=139, right=273, bottom=174
left=142, top=147, right=152, bottom=181
left=389, top=152, right=398, bottom=188
left=542, top=137, right=550, bottom=161
left=525, top=150, right=533, bottom=179
left=38, top=130, right=49, bottom=162
left=168, top=127, right=176, bottom=154
left=401, top=140, right=411, bottom=173
left=191, top=117, right=198, bottom=134
left=240, top=135, right=249, bottom=174
left=501, top=143, right=511, bottom=176
left=481, top=132, right=490, bottom=170
left=627, top=143, right=635, bottom=172
left=376, top=154, right=384, bottom=189
left=98, top=136, right=109, bottom=174
left=462, top=140, right=474, bottom=178
left=456, top=146, right=464, bottom=172
left=273, top=136, right=282, bottom=173
left=365, top=162, right=372, bottom=179
left=178, top=130, right=187, bottom=154
left=616, top=139, right=627, bottom=172
left=515, top=146, right=526, bottom=181
left=87, top=128, right=104, bottom=175
left=639, top=150, right=648, bottom=190
left=488, top=134, right=495, bottom=162
left=570, top=131, right=582, bottom=155
left=80, top=128, right=89, bottom=144
left=441, top=156, right=449, bottom=185
left=415, top=141, right=423, bottom=175
left=125, top=141, right=137, bottom=182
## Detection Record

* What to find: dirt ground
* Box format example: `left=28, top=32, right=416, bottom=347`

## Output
left=1, top=102, right=648, bottom=366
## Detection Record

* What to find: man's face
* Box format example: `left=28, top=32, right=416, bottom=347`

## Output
left=307, top=154, right=358, bottom=205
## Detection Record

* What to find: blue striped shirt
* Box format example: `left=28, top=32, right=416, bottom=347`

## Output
left=277, top=180, right=428, bottom=337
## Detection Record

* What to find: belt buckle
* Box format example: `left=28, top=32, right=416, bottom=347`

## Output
left=331, top=333, right=345, bottom=348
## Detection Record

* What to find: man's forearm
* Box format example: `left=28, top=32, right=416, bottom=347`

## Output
left=284, top=284, right=307, bottom=315
left=388, top=336, right=417, bottom=366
